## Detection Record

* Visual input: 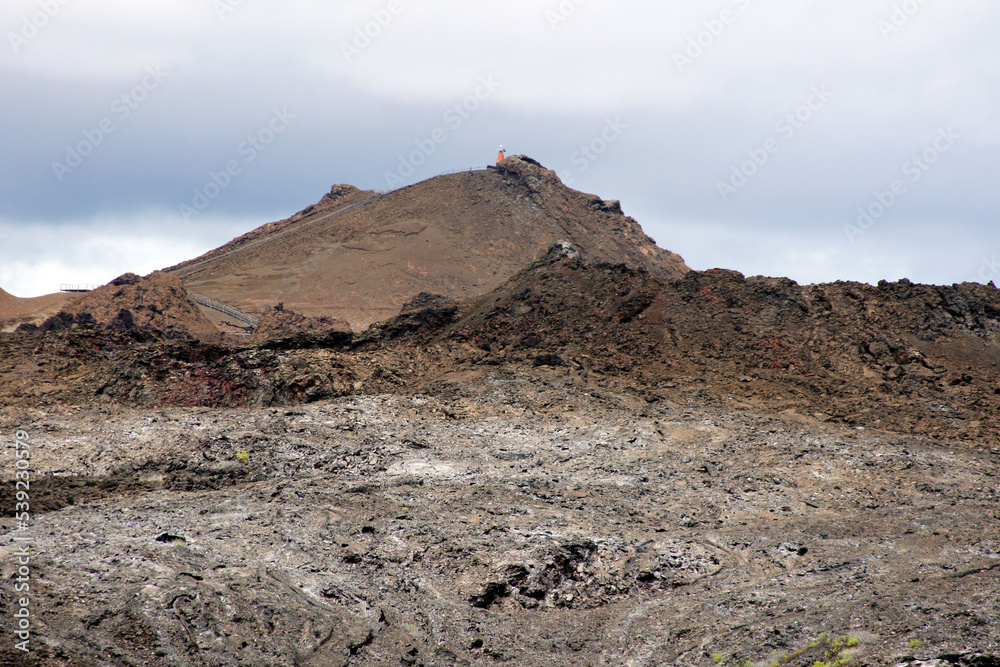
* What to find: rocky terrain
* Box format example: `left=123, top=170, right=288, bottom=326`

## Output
left=2, top=373, right=999, bottom=666
left=168, top=156, right=688, bottom=330
left=0, top=290, right=74, bottom=334
left=1, top=161, right=999, bottom=666
left=15, top=272, right=222, bottom=344
left=3, top=244, right=998, bottom=444
left=248, top=306, right=352, bottom=347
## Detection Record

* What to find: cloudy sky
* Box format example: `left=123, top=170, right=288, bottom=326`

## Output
left=2, top=0, right=998, bottom=297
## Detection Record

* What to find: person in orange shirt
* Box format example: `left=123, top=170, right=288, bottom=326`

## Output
left=497, top=145, right=506, bottom=162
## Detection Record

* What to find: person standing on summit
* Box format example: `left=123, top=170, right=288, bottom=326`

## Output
left=497, top=145, right=505, bottom=162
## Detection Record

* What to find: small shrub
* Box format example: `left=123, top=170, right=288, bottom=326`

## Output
left=236, top=450, right=250, bottom=462
left=762, top=633, right=860, bottom=667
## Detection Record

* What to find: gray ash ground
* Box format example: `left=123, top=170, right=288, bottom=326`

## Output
left=2, top=366, right=998, bottom=666
left=3, top=245, right=1000, bottom=666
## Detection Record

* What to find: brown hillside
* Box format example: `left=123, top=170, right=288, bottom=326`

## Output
left=0, top=286, right=74, bottom=331
left=4, top=247, right=1000, bottom=666
left=248, top=305, right=352, bottom=346
left=170, top=156, right=688, bottom=330
left=33, top=271, right=221, bottom=342
left=414, top=245, right=1000, bottom=442
left=166, top=183, right=375, bottom=270
left=10, top=244, right=997, bottom=444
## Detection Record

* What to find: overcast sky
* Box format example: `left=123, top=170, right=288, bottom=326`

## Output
left=2, top=1, right=998, bottom=297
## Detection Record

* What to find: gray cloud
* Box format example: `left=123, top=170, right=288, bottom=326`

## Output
left=2, top=0, right=998, bottom=296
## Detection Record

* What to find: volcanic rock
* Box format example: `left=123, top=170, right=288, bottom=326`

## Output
left=0, top=286, right=75, bottom=332
left=42, top=271, right=221, bottom=342
left=170, top=156, right=688, bottom=329
left=4, top=167, right=1000, bottom=667
left=249, top=305, right=352, bottom=347
left=9, top=243, right=999, bottom=444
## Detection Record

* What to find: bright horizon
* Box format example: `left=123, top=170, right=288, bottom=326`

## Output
left=2, top=1, right=999, bottom=297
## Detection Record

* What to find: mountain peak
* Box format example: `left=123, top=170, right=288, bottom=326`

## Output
left=171, top=162, right=688, bottom=330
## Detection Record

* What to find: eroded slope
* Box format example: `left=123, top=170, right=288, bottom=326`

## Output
left=172, top=157, right=688, bottom=329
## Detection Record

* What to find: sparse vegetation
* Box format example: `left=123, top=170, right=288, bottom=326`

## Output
left=236, top=450, right=250, bottom=462
left=761, top=633, right=861, bottom=667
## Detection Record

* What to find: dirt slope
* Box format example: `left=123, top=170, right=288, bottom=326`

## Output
left=2, top=247, right=1000, bottom=665
left=167, top=183, right=375, bottom=271
left=23, top=272, right=221, bottom=342
left=3, top=389, right=999, bottom=667
left=170, top=156, right=688, bottom=330
left=418, top=244, right=1000, bottom=442
left=0, top=286, right=74, bottom=332
left=4, top=244, right=998, bottom=445
left=248, top=305, right=352, bottom=345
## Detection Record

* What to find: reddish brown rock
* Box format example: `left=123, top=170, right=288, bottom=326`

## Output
left=50, top=271, right=220, bottom=342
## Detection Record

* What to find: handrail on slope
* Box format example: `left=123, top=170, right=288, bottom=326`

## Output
left=170, top=165, right=491, bottom=279
left=429, top=165, right=491, bottom=179
left=170, top=192, right=386, bottom=278
left=188, top=292, right=259, bottom=328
